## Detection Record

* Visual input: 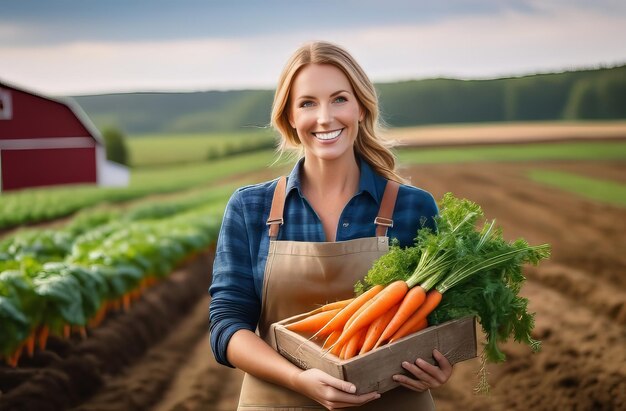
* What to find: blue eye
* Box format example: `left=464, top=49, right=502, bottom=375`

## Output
left=300, top=100, right=314, bottom=108
left=334, top=96, right=348, bottom=103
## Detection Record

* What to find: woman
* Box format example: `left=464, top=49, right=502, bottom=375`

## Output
left=209, top=41, right=453, bottom=410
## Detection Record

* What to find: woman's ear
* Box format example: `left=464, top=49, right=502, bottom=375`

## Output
left=288, top=111, right=295, bottom=129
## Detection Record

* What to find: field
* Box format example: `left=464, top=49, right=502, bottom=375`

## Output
left=127, top=130, right=276, bottom=167
left=1, top=125, right=625, bottom=410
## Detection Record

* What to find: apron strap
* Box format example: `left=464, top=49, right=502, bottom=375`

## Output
left=375, top=180, right=400, bottom=237
left=267, top=176, right=287, bottom=239
left=266, top=176, right=400, bottom=239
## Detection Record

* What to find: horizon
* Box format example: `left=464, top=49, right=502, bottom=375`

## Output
left=60, top=61, right=625, bottom=98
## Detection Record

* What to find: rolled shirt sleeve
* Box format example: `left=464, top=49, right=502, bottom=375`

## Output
left=209, top=189, right=261, bottom=367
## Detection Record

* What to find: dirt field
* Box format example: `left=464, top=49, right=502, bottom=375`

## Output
left=386, top=121, right=626, bottom=147
left=1, top=160, right=625, bottom=411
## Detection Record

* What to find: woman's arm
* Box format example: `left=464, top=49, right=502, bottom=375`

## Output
left=228, top=329, right=381, bottom=409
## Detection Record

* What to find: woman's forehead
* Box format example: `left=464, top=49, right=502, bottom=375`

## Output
left=290, top=64, right=354, bottom=97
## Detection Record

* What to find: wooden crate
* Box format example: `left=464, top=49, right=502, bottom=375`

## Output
left=270, top=315, right=477, bottom=395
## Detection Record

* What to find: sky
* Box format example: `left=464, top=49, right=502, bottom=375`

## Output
left=1, top=0, right=625, bottom=96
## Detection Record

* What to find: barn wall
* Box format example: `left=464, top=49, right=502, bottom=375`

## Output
left=0, top=87, right=91, bottom=139
left=1, top=147, right=97, bottom=191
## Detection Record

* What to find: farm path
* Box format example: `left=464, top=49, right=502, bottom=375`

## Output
left=147, top=296, right=243, bottom=411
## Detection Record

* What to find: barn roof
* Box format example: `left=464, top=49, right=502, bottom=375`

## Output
left=0, top=78, right=104, bottom=146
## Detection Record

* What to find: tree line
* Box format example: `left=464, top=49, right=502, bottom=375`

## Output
left=76, top=64, right=626, bottom=135
left=376, top=64, right=626, bottom=126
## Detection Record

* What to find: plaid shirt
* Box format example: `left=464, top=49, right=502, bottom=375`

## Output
left=209, top=157, right=438, bottom=366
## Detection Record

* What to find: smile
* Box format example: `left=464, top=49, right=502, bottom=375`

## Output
left=312, top=128, right=343, bottom=141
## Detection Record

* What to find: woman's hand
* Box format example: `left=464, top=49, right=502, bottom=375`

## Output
left=392, top=349, right=453, bottom=392
left=292, top=368, right=381, bottom=409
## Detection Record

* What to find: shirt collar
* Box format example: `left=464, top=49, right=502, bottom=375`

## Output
left=285, top=155, right=385, bottom=204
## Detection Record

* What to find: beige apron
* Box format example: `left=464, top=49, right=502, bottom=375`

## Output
left=237, top=177, right=435, bottom=410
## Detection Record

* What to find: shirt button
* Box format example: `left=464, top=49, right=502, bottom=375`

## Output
left=342, top=222, right=350, bottom=228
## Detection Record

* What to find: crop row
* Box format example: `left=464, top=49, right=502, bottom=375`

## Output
left=0, top=149, right=278, bottom=230
left=0, top=187, right=231, bottom=365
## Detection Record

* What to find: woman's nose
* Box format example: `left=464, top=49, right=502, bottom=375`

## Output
left=317, top=104, right=332, bottom=125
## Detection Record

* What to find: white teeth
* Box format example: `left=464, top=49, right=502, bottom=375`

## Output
left=314, top=129, right=342, bottom=140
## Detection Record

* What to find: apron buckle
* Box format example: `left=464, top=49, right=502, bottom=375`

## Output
left=374, top=216, right=393, bottom=227
left=266, top=217, right=284, bottom=226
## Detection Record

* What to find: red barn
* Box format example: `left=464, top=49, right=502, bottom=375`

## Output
left=0, top=80, right=129, bottom=192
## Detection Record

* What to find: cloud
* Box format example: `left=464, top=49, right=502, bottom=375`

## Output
left=1, top=6, right=624, bottom=96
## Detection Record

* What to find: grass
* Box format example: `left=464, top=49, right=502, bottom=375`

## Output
left=127, top=129, right=276, bottom=167
left=130, top=150, right=286, bottom=189
left=396, top=141, right=626, bottom=165
left=128, top=131, right=626, bottom=169
left=527, top=170, right=626, bottom=208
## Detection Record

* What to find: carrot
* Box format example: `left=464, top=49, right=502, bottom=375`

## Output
left=7, top=346, right=22, bottom=368
left=360, top=303, right=400, bottom=355
left=330, top=280, right=409, bottom=351
left=286, top=309, right=341, bottom=333
left=387, top=318, right=428, bottom=345
left=122, top=293, right=131, bottom=312
left=339, top=342, right=348, bottom=360
left=389, top=290, right=442, bottom=344
left=38, top=325, right=50, bottom=350
left=90, top=303, right=108, bottom=328
left=312, top=285, right=384, bottom=339
left=344, top=299, right=374, bottom=330
left=330, top=334, right=349, bottom=357
left=374, top=286, right=426, bottom=349
left=63, top=324, right=71, bottom=339
left=319, top=298, right=354, bottom=312
left=322, top=329, right=342, bottom=350
left=25, top=331, right=36, bottom=357
left=343, top=328, right=367, bottom=360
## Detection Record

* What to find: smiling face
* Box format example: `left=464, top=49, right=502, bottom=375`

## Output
left=288, top=63, right=364, bottom=164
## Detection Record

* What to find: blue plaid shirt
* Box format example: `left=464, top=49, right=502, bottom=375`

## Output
left=209, top=157, right=438, bottom=367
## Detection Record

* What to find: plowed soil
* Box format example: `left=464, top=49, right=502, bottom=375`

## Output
left=1, top=160, right=625, bottom=411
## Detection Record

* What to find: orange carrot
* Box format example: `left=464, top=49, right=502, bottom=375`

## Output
left=374, top=286, right=426, bottom=349
left=360, top=303, right=400, bottom=355
left=7, top=346, right=22, bottom=368
left=330, top=280, right=409, bottom=351
left=383, top=318, right=428, bottom=345
left=344, top=299, right=374, bottom=330
left=319, top=298, right=354, bottom=312
left=343, top=328, right=367, bottom=360
left=38, top=325, right=49, bottom=350
left=339, top=342, right=348, bottom=360
left=389, top=290, right=442, bottom=344
left=387, top=318, right=428, bottom=345
left=89, top=303, right=108, bottom=328
left=322, top=329, right=342, bottom=350
left=286, top=309, right=341, bottom=333
left=25, top=331, right=36, bottom=357
left=122, top=293, right=131, bottom=312
left=312, top=285, right=384, bottom=338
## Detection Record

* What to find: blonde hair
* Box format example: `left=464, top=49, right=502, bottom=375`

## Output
left=271, top=41, right=405, bottom=183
